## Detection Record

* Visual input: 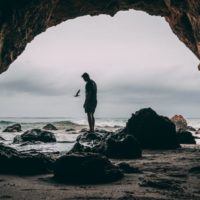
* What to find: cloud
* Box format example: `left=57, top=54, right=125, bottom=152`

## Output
left=0, top=10, right=199, bottom=117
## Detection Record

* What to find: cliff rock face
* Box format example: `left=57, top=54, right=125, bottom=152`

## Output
left=0, top=0, right=199, bottom=73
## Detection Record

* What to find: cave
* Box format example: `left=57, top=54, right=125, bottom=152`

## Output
left=0, top=0, right=200, bottom=74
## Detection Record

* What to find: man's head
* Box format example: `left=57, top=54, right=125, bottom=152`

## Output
left=82, top=72, right=90, bottom=82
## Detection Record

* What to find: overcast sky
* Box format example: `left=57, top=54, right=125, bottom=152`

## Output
left=0, top=11, right=199, bottom=118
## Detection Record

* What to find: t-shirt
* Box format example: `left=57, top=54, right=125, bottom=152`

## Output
left=85, top=79, right=97, bottom=102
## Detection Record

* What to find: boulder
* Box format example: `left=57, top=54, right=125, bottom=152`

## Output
left=104, top=134, right=142, bottom=159
left=70, top=132, right=142, bottom=159
left=13, top=129, right=56, bottom=144
left=76, top=131, right=106, bottom=144
left=176, top=130, right=196, bottom=144
left=187, top=126, right=196, bottom=132
left=0, top=144, right=54, bottom=175
left=195, top=129, right=200, bottom=135
left=171, top=115, right=187, bottom=132
left=66, top=128, right=76, bottom=132
left=70, top=142, right=93, bottom=153
left=3, top=123, right=22, bottom=132
left=95, top=129, right=113, bottom=134
left=79, top=128, right=88, bottom=133
left=124, top=108, right=180, bottom=149
left=117, top=162, right=141, bottom=174
left=189, top=166, right=200, bottom=173
left=43, top=123, right=57, bottom=131
left=53, top=153, right=123, bottom=183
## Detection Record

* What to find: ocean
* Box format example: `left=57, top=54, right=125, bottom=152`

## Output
left=0, top=117, right=199, bottom=153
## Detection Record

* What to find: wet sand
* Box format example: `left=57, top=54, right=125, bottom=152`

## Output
left=0, top=145, right=200, bottom=200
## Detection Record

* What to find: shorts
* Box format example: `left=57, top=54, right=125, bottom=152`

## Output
left=84, top=100, right=97, bottom=113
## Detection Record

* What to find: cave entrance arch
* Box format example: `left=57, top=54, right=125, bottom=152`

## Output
left=0, top=0, right=199, bottom=73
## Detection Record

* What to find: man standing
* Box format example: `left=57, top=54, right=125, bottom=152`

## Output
left=82, top=73, right=97, bottom=132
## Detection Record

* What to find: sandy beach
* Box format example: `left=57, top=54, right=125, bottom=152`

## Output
left=1, top=145, right=200, bottom=200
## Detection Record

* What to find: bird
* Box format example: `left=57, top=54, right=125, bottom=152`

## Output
left=74, top=89, right=80, bottom=97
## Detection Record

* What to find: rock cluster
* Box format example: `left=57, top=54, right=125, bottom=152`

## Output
left=0, top=143, right=124, bottom=183
left=0, top=144, right=53, bottom=175
left=3, top=123, right=22, bottom=132
left=70, top=131, right=142, bottom=159
left=13, top=129, right=56, bottom=143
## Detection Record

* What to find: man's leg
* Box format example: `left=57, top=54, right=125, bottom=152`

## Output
left=91, top=113, right=95, bottom=132
left=87, top=113, right=93, bottom=132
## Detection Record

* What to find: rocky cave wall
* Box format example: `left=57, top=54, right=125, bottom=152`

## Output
left=0, top=0, right=199, bottom=73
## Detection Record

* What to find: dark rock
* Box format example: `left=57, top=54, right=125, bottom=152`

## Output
left=114, top=125, right=123, bottom=128
left=13, top=129, right=56, bottom=144
left=187, top=126, right=196, bottom=132
left=195, top=129, right=200, bottom=135
left=70, top=142, right=91, bottom=153
left=0, top=144, right=54, bottom=175
left=66, top=128, right=75, bottom=132
left=117, top=162, right=141, bottom=174
left=95, top=129, right=113, bottom=134
left=171, top=115, right=187, bottom=132
left=0, top=136, right=5, bottom=141
left=194, top=136, right=200, bottom=140
left=76, top=131, right=106, bottom=143
left=140, top=179, right=181, bottom=190
left=124, top=108, right=180, bottom=149
left=118, top=194, right=135, bottom=200
left=79, top=128, right=88, bottom=133
left=70, top=132, right=142, bottom=159
left=189, top=166, right=200, bottom=173
left=13, top=135, right=23, bottom=143
left=176, top=130, right=196, bottom=144
left=104, top=134, right=142, bottom=159
left=65, top=131, right=79, bottom=135
left=53, top=153, right=123, bottom=184
left=19, top=141, right=42, bottom=146
left=43, top=124, right=57, bottom=131
left=3, top=123, right=22, bottom=132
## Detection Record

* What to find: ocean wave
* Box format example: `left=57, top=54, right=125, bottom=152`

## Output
left=0, top=120, right=15, bottom=125
left=54, top=120, right=82, bottom=126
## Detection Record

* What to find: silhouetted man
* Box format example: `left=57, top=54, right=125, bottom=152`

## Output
left=82, top=73, right=97, bottom=132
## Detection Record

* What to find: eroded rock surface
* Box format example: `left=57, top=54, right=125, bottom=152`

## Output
left=124, top=108, right=180, bottom=149
left=53, top=152, right=123, bottom=183
left=70, top=131, right=142, bottom=159
left=0, top=144, right=54, bottom=174
left=176, top=130, right=196, bottom=144
left=3, top=123, right=22, bottom=132
left=171, top=115, right=188, bottom=132
left=43, top=123, right=57, bottom=131
left=13, top=129, right=56, bottom=143
left=0, top=1, right=199, bottom=73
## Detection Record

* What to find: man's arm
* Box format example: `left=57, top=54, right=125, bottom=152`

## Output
left=84, top=82, right=93, bottom=107
left=84, top=90, right=92, bottom=107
